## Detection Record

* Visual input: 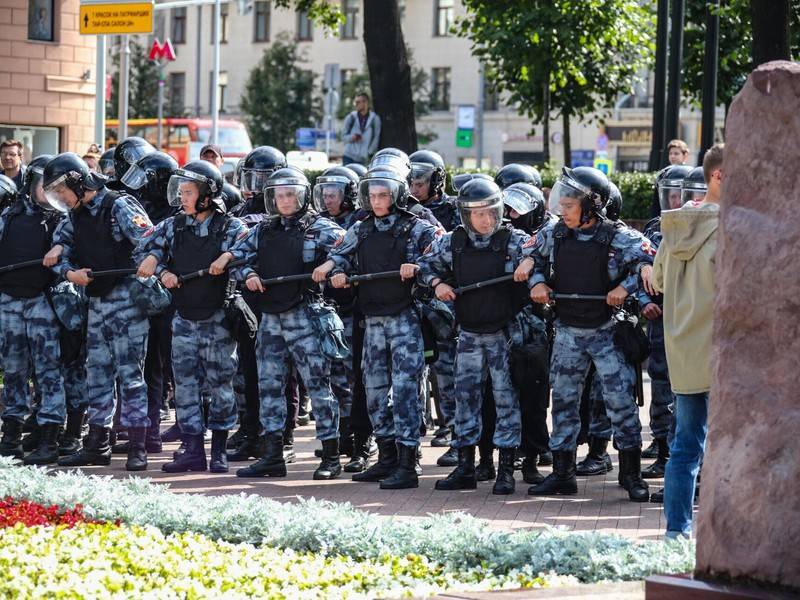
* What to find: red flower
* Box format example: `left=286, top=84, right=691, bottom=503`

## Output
left=0, top=497, right=108, bottom=528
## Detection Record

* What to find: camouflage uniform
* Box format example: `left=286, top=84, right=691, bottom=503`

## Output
left=52, top=189, right=153, bottom=429
left=134, top=211, right=246, bottom=435
left=231, top=213, right=345, bottom=441
left=328, top=211, right=438, bottom=447
left=529, top=219, right=654, bottom=451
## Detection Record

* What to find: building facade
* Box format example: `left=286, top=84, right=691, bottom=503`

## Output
left=148, top=0, right=719, bottom=169
left=1, top=0, right=98, bottom=159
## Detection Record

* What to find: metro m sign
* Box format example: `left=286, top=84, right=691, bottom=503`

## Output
left=149, top=38, right=176, bottom=62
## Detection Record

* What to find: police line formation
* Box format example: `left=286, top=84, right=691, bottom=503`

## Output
left=0, top=138, right=706, bottom=503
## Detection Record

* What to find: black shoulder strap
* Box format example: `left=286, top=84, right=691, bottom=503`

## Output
left=451, top=226, right=468, bottom=254
left=553, top=220, right=569, bottom=257
left=393, top=214, right=416, bottom=240
left=594, top=220, right=618, bottom=247
left=357, top=214, right=376, bottom=240
left=491, top=226, right=512, bottom=253
left=172, top=214, right=188, bottom=253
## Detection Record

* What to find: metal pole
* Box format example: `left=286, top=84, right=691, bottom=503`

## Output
left=210, top=0, right=221, bottom=142
left=157, top=62, right=164, bottom=150
left=195, top=5, right=202, bottom=116
left=698, top=0, right=720, bottom=163
left=94, top=34, right=106, bottom=147
left=648, top=0, right=669, bottom=171
left=118, top=34, right=130, bottom=139
left=664, top=0, right=685, bottom=166
left=476, top=62, right=485, bottom=168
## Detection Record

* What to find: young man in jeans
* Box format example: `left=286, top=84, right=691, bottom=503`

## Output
left=644, top=143, right=724, bottom=538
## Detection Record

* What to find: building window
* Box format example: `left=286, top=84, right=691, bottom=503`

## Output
left=340, top=68, right=357, bottom=88
left=434, top=0, right=453, bottom=37
left=431, top=67, right=451, bottom=111
left=340, top=0, right=358, bottom=39
left=296, top=10, right=313, bottom=41
left=171, top=7, right=187, bottom=44
left=211, top=2, right=229, bottom=43
left=253, top=1, right=270, bottom=42
left=28, top=0, right=54, bottom=42
left=483, top=85, right=499, bottom=111
left=168, top=72, right=186, bottom=115
left=210, top=71, right=229, bottom=113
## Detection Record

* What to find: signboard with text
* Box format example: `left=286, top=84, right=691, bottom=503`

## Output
left=79, top=1, right=154, bottom=35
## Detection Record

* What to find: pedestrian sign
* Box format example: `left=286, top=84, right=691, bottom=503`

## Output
left=79, top=1, right=154, bottom=35
left=593, top=157, right=613, bottom=175
left=456, top=129, right=473, bottom=148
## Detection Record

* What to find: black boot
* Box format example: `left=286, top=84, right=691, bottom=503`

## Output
left=650, top=487, right=664, bottom=503
left=435, top=446, right=476, bottom=490
left=23, top=423, right=61, bottom=465
left=21, top=421, right=41, bottom=453
left=58, top=409, right=85, bottom=456
left=145, top=428, right=163, bottom=454
left=162, top=434, right=207, bottom=473
left=0, top=419, right=24, bottom=459
left=58, top=424, right=112, bottom=466
left=493, top=447, right=516, bottom=495
left=436, top=445, right=459, bottom=467
left=641, top=437, right=669, bottom=479
left=283, top=429, right=296, bottom=464
left=313, top=438, right=341, bottom=480
left=210, top=430, right=229, bottom=473
left=521, top=455, right=545, bottom=485
left=642, top=439, right=659, bottom=459
left=475, top=452, right=496, bottom=482
left=160, top=422, right=182, bottom=443
left=125, top=427, right=148, bottom=471
left=528, top=449, right=578, bottom=496
left=430, top=426, right=450, bottom=448
left=619, top=448, right=649, bottom=502
left=352, top=437, right=397, bottom=482
left=339, top=417, right=354, bottom=457
left=227, top=421, right=265, bottom=462
left=227, top=412, right=247, bottom=449
left=344, top=433, right=372, bottom=473
left=380, top=443, right=419, bottom=489
left=576, top=437, right=613, bottom=476
left=538, top=451, right=553, bottom=466
left=236, top=432, right=286, bottom=477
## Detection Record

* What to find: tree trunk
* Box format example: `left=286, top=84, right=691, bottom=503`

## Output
left=750, top=0, right=791, bottom=65
left=562, top=111, right=571, bottom=168
left=363, top=0, right=417, bottom=153
left=542, top=78, right=550, bottom=164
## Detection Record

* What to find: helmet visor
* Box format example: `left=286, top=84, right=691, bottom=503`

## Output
left=548, top=179, right=587, bottom=216
left=658, top=184, right=685, bottom=211
left=312, top=177, right=348, bottom=215
left=43, top=174, right=77, bottom=213
left=119, top=144, right=152, bottom=167
left=458, top=195, right=504, bottom=237
left=680, top=187, right=707, bottom=206
left=241, top=169, right=274, bottom=194
left=167, top=173, right=208, bottom=208
left=29, top=171, right=50, bottom=209
left=120, top=164, right=149, bottom=190
left=358, top=178, right=403, bottom=213
left=264, top=184, right=307, bottom=217
left=369, top=154, right=410, bottom=177
left=99, top=158, right=116, bottom=176
left=503, top=188, right=534, bottom=216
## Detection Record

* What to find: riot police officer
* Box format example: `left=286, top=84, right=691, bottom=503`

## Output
left=528, top=167, right=651, bottom=502
left=135, top=160, right=245, bottom=473
left=45, top=153, right=154, bottom=471
left=316, top=165, right=439, bottom=490
left=112, top=136, right=155, bottom=182
left=229, top=168, right=346, bottom=480
left=494, top=163, right=543, bottom=191
left=408, top=150, right=459, bottom=231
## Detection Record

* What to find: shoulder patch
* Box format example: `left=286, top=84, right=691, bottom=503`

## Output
left=522, top=234, right=537, bottom=249
left=132, top=214, right=150, bottom=229
left=142, top=226, right=156, bottom=238
left=236, top=229, right=249, bottom=241
left=640, top=239, right=657, bottom=256
left=333, top=232, right=345, bottom=247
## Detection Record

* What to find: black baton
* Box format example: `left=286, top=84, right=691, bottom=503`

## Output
left=453, top=273, right=515, bottom=295
left=179, top=258, right=247, bottom=283
left=347, top=270, right=402, bottom=285
left=86, top=268, right=138, bottom=278
left=0, top=258, right=46, bottom=273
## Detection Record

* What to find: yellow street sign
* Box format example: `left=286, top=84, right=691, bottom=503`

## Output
left=79, top=1, right=154, bottom=35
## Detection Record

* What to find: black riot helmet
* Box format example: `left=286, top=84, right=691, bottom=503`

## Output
left=21, top=153, right=54, bottom=202
left=452, top=171, right=492, bottom=193
left=313, top=165, right=359, bottom=215
left=42, top=152, right=107, bottom=213
left=0, top=174, right=18, bottom=211
left=494, top=163, right=543, bottom=190
left=408, top=149, right=446, bottom=201
left=358, top=165, right=410, bottom=213
left=221, top=182, right=244, bottom=213
left=166, top=160, right=224, bottom=214
left=263, top=167, right=311, bottom=217
left=548, top=166, right=610, bottom=223
left=240, top=146, right=287, bottom=196
left=605, top=182, right=623, bottom=221
left=99, top=148, right=116, bottom=177
left=503, top=182, right=546, bottom=233
left=345, top=162, right=367, bottom=177
left=457, top=177, right=505, bottom=237
left=656, top=164, right=693, bottom=211
left=232, top=157, right=245, bottom=187
left=369, top=147, right=411, bottom=178
left=113, top=136, right=155, bottom=180
left=680, top=167, right=707, bottom=206
left=120, top=151, right=178, bottom=210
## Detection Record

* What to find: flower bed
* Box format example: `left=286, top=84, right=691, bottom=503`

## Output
left=0, top=457, right=694, bottom=595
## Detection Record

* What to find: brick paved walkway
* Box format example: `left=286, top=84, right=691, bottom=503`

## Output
left=56, top=377, right=674, bottom=542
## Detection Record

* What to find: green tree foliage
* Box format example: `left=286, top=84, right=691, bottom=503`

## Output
left=240, top=34, right=322, bottom=150
left=106, top=38, right=171, bottom=120
left=682, top=0, right=800, bottom=111
left=456, top=0, right=655, bottom=164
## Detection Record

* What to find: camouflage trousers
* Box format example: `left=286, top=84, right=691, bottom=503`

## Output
left=63, top=358, right=88, bottom=413
left=362, top=307, right=425, bottom=447
left=172, top=310, right=238, bottom=435
left=550, top=320, right=642, bottom=451
left=85, top=279, right=149, bottom=429
left=329, top=314, right=354, bottom=419
left=0, top=292, right=66, bottom=426
left=646, top=318, right=674, bottom=440
left=256, top=304, right=338, bottom=441
left=431, top=337, right=457, bottom=429
left=453, top=330, right=520, bottom=449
